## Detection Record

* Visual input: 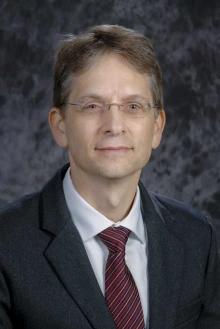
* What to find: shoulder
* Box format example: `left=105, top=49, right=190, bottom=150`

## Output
left=151, top=191, right=208, bottom=223
left=140, top=185, right=218, bottom=259
left=0, top=163, right=69, bottom=239
left=0, top=191, right=42, bottom=237
left=0, top=163, right=68, bottom=224
left=0, top=191, right=41, bottom=215
left=150, top=191, right=215, bottom=241
left=139, top=181, right=213, bottom=239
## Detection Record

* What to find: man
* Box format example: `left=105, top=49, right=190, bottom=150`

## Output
left=0, top=25, right=219, bottom=329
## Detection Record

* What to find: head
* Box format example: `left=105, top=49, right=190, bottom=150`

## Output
left=49, top=25, right=165, bottom=185
left=53, top=25, right=163, bottom=117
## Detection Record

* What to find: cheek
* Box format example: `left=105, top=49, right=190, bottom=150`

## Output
left=65, top=119, right=97, bottom=151
left=135, top=123, right=155, bottom=146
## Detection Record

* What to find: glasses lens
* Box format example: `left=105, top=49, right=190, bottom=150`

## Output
left=123, top=102, right=150, bottom=117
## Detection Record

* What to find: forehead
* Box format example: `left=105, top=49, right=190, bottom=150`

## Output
left=68, top=54, right=153, bottom=101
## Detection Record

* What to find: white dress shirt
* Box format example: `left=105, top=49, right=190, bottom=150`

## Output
left=63, top=168, right=149, bottom=326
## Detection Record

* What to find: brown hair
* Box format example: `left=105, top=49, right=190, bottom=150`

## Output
left=53, top=25, right=163, bottom=115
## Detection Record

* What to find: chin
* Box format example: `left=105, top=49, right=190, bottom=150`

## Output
left=95, top=166, right=141, bottom=180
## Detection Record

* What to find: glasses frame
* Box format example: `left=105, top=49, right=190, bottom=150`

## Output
left=67, top=101, right=159, bottom=118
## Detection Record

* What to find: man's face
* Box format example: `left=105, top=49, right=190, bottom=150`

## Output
left=50, top=54, right=165, bottom=182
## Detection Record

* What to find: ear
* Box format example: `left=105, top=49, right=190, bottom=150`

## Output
left=152, top=109, right=166, bottom=149
left=48, top=108, right=68, bottom=148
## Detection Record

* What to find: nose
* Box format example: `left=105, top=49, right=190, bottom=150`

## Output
left=101, top=103, right=125, bottom=136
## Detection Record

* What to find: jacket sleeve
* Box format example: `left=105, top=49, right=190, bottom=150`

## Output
left=0, top=269, right=13, bottom=328
left=196, top=219, right=220, bottom=328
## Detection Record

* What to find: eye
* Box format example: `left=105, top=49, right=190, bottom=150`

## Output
left=126, top=103, right=142, bottom=110
left=87, top=104, right=98, bottom=109
left=82, top=103, right=103, bottom=111
left=129, top=104, right=139, bottom=109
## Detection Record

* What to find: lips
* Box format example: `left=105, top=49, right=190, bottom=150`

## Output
left=96, top=146, right=132, bottom=150
left=95, top=146, right=133, bottom=156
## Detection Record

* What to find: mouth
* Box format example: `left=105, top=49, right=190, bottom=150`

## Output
left=96, top=146, right=131, bottom=150
left=95, top=146, right=132, bottom=155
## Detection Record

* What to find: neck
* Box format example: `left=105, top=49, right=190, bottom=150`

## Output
left=69, top=165, right=141, bottom=223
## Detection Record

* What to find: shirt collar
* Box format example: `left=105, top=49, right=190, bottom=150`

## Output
left=63, top=168, right=145, bottom=244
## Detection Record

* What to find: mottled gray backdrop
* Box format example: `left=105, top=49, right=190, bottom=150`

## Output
left=1, top=0, right=220, bottom=249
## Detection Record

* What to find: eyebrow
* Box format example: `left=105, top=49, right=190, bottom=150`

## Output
left=77, top=93, right=150, bottom=103
left=122, top=94, right=150, bottom=103
left=78, top=94, right=104, bottom=102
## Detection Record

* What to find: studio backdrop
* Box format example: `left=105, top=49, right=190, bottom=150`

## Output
left=1, top=0, right=219, bottom=250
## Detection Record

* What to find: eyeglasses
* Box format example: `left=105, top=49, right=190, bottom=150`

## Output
left=67, top=101, right=159, bottom=118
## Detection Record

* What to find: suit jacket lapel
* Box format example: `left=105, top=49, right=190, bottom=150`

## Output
left=139, top=182, right=185, bottom=329
left=41, top=165, right=116, bottom=329
left=39, top=164, right=185, bottom=329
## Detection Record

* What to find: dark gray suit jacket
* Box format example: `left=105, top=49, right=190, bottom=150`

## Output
left=0, top=164, right=219, bottom=329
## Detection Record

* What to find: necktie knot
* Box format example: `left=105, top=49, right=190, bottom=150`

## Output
left=98, top=226, right=131, bottom=253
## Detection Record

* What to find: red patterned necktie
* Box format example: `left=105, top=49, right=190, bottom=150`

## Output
left=98, top=226, right=145, bottom=329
